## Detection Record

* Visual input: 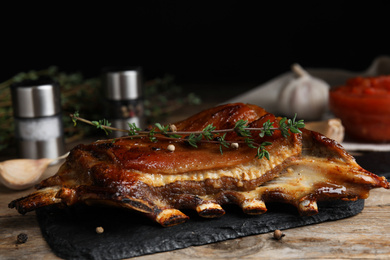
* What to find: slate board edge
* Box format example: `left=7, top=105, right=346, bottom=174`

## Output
left=36, top=200, right=364, bottom=260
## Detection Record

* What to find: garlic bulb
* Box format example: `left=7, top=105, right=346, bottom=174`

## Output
left=278, top=64, right=329, bottom=121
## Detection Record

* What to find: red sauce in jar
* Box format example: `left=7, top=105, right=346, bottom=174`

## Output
left=329, top=75, right=390, bottom=142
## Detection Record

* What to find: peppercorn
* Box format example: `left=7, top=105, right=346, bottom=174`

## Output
left=231, top=142, right=239, bottom=149
left=96, top=226, right=104, bottom=234
left=273, top=229, right=285, bottom=240
left=167, top=144, right=175, bottom=152
left=169, top=124, right=177, bottom=132
left=17, top=233, right=28, bottom=244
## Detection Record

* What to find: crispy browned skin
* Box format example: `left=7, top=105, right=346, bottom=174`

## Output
left=9, top=103, right=389, bottom=227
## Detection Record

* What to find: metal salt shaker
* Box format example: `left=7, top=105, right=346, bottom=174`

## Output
left=104, top=68, right=145, bottom=138
left=11, top=79, right=66, bottom=159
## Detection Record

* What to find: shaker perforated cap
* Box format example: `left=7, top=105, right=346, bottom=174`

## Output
left=105, top=67, right=142, bottom=101
left=11, top=80, right=61, bottom=118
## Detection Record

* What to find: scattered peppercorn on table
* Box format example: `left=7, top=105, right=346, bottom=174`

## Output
left=1, top=85, right=390, bottom=259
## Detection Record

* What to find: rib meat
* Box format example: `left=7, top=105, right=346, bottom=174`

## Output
left=9, top=103, right=389, bottom=226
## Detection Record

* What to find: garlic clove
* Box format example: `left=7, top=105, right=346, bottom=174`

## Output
left=0, top=152, right=69, bottom=190
left=0, top=158, right=53, bottom=190
left=305, top=118, right=345, bottom=143
left=278, top=64, right=330, bottom=121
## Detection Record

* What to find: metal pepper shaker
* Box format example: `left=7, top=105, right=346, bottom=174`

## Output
left=104, top=67, right=145, bottom=138
left=11, top=79, right=66, bottom=159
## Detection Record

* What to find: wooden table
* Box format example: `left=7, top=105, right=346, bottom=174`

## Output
left=1, top=87, right=390, bottom=259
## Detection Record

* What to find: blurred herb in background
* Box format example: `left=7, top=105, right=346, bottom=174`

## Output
left=143, top=75, right=201, bottom=119
left=0, top=67, right=201, bottom=155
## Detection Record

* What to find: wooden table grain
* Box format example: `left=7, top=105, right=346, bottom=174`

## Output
left=1, top=97, right=390, bottom=259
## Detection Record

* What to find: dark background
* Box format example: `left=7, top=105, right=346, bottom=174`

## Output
left=1, top=1, right=389, bottom=88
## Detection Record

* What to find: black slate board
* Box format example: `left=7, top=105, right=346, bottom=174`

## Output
left=354, top=151, right=390, bottom=180
left=36, top=199, right=365, bottom=260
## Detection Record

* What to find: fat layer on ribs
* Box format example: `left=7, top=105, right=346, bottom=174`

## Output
left=9, top=103, right=389, bottom=227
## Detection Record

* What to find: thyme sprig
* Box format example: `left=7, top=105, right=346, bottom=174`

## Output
left=70, top=113, right=305, bottom=160
left=91, top=119, right=112, bottom=135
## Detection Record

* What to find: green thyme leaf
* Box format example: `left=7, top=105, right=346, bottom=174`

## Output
left=148, top=128, right=157, bottom=142
left=128, top=122, right=142, bottom=136
left=256, top=141, right=272, bottom=160
left=260, top=120, right=275, bottom=138
left=217, top=133, right=230, bottom=154
left=187, top=133, right=202, bottom=148
left=234, top=120, right=251, bottom=137
left=155, top=123, right=169, bottom=134
left=278, top=117, right=290, bottom=137
left=91, top=119, right=112, bottom=135
left=202, top=124, right=216, bottom=140
left=288, top=114, right=305, bottom=133
left=168, top=134, right=182, bottom=139
left=72, top=111, right=79, bottom=126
